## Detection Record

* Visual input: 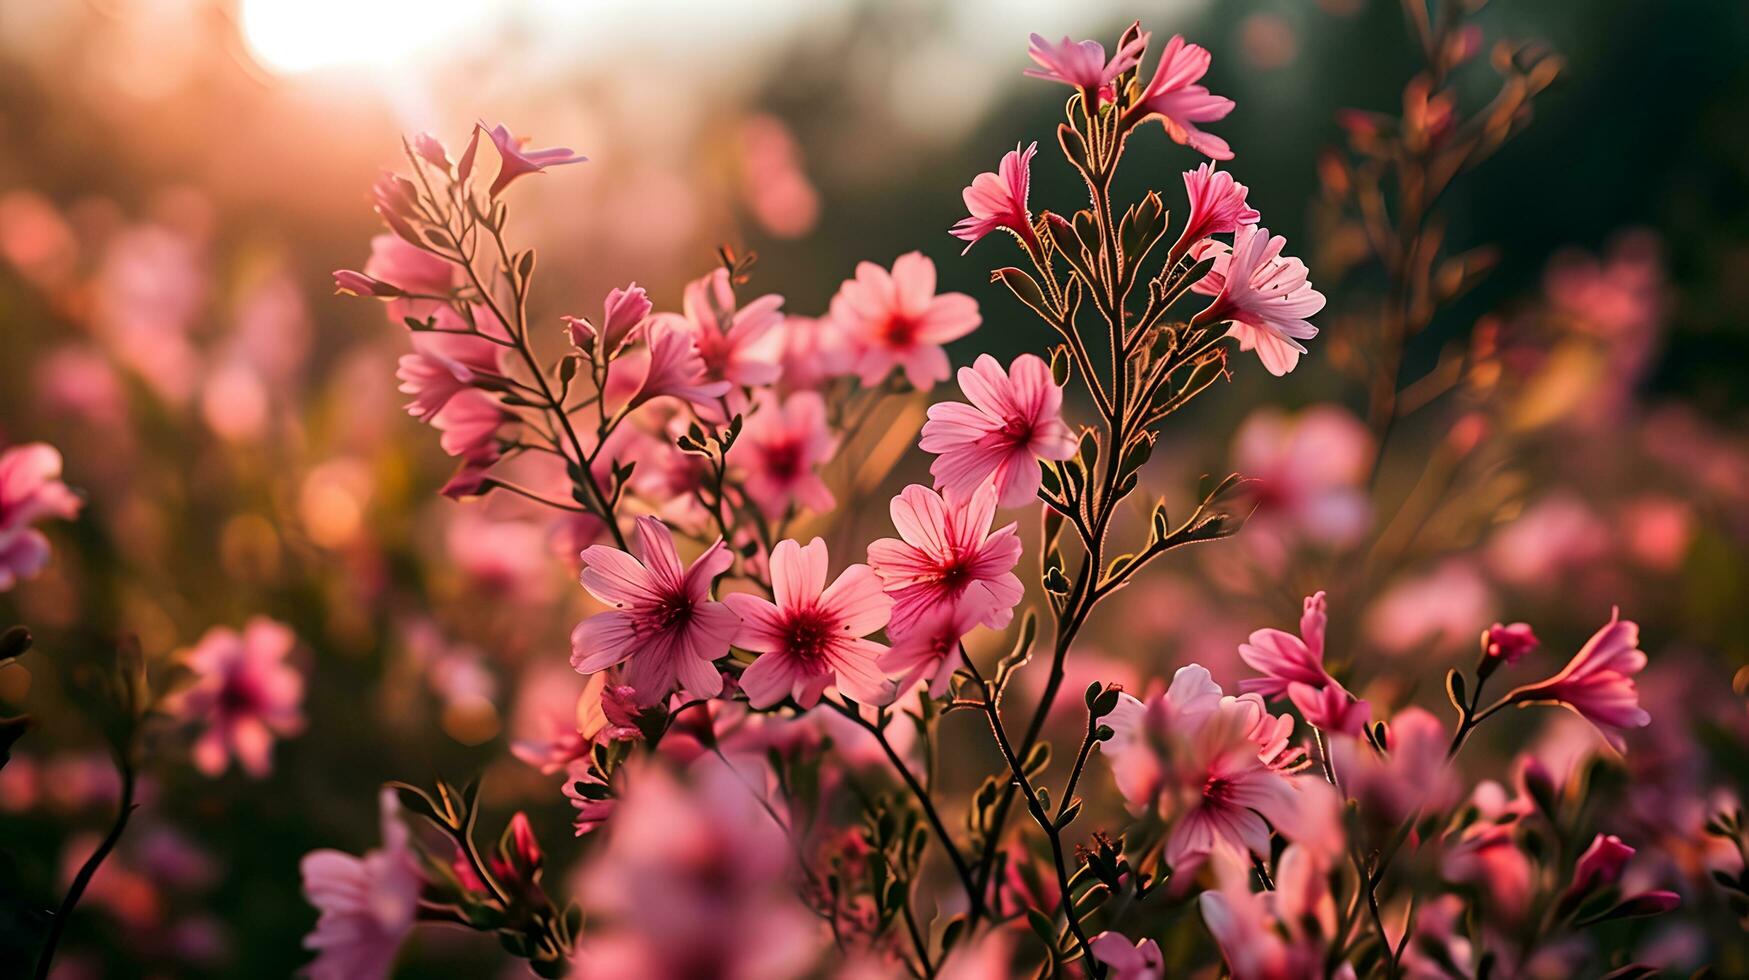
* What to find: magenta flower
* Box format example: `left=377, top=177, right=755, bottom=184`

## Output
left=300, top=789, right=421, bottom=980
left=920, top=353, right=1077, bottom=508
left=570, top=516, right=738, bottom=706
left=1169, top=162, right=1260, bottom=264
left=829, top=252, right=980, bottom=390
left=567, top=282, right=652, bottom=357
left=0, top=442, right=81, bottom=591
left=1505, top=608, right=1650, bottom=750
left=1088, top=932, right=1163, bottom=980
left=951, top=142, right=1039, bottom=254
left=1191, top=225, right=1325, bottom=376
left=1483, top=621, right=1540, bottom=665
left=1023, top=30, right=1147, bottom=103
left=1199, top=845, right=1341, bottom=979
left=477, top=122, right=587, bottom=197
left=1237, top=591, right=1369, bottom=734
left=728, top=390, right=839, bottom=519
left=629, top=321, right=735, bottom=412
left=1565, top=834, right=1635, bottom=904
left=1128, top=34, right=1236, bottom=160
left=170, top=618, right=305, bottom=778
left=1103, top=665, right=1328, bottom=872
left=867, top=482, right=1023, bottom=637
left=724, top=537, right=893, bottom=709
left=652, top=268, right=785, bottom=391
left=775, top=315, right=853, bottom=390
left=878, top=589, right=992, bottom=698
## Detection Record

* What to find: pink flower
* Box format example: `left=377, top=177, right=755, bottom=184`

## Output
left=628, top=320, right=735, bottom=411
left=729, top=390, right=839, bottom=519
left=1505, top=608, right=1650, bottom=751
left=1329, top=707, right=1459, bottom=824
left=1024, top=29, right=1147, bottom=102
left=0, top=443, right=81, bottom=591
left=1088, top=932, right=1163, bottom=980
left=395, top=330, right=501, bottom=421
left=829, top=252, right=980, bottom=390
left=724, top=538, right=893, bottom=709
left=878, top=590, right=992, bottom=698
left=951, top=143, right=1039, bottom=253
left=1238, top=591, right=1369, bottom=734
left=570, top=516, right=738, bottom=706
left=1169, top=162, right=1260, bottom=263
left=775, top=315, right=852, bottom=390
left=1128, top=34, right=1236, bottom=159
left=300, top=789, right=421, bottom=980
left=567, top=282, right=652, bottom=358
left=920, top=353, right=1077, bottom=508
left=170, top=618, right=305, bottom=778
left=1483, top=622, right=1540, bottom=666
left=1191, top=225, right=1324, bottom=376
left=1199, top=846, right=1347, bottom=980
left=867, top=482, right=1023, bottom=636
left=431, top=388, right=510, bottom=464
left=1103, top=665, right=1326, bottom=872
left=1565, top=833, right=1635, bottom=903
left=477, top=122, right=587, bottom=197
left=651, top=268, right=785, bottom=391
left=1231, top=405, right=1372, bottom=549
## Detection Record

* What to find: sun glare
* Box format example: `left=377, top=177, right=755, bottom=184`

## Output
left=238, top=0, right=487, bottom=76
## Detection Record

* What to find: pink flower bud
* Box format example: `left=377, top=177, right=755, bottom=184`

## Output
left=561, top=314, right=596, bottom=351
left=1569, top=833, right=1634, bottom=896
left=413, top=132, right=450, bottom=170
left=505, top=811, right=542, bottom=878
left=1483, top=622, right=1539, bottom=664
left=332, top=269, right=401, bottom=298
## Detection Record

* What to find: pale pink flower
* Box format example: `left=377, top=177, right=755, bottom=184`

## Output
left=951, top=143, right=1039, bottom=253
left=1088, top=932, right=1163, bottom=980
left=1239, top=591, right=1369, bottom=734
left=724, top=538, right=893, bottom=709
left=396, top=331, right=500, bottom=421
left=729, top=390, right=839, bottom=519
left=1103, top=665, right=1324, bottom=872
left=571, top=516, right=738, bottom=706
left=775, top=315, right=852, bottom=390
left=1505, top=608, right=1650, bottom=751
left=867, top=482, right=1023, bottom=636
left=1023, top=30, right=1147, bottom=101
left=651, top=268, right=785, bottom=391
left=878, top=590, right=992, bottom=698
left=829, top=252, right=980, bottom=390
left=170, top=618, right=305, bottom=778
left=1328, top=707, right=1459, bottom=824
left=1364, top=558, right=1496, bottom=655
left=430, top=388, right=509, bottom=464
left=1191, top=225, right=1324, bottom=376
left=1169, top=162, right=1260, bottom=263
left=920, top=353, right=1076, bottom=508
left=360, top=233, right=454, bottom=325
left=477, top=122, right=587, bottom=197
left=0, top=443, right=81, bottom=591
left=300, top=789, right=421, bottom=980
left=1231, top=405, right=1372, bottom=549
left=1199, top=846, right=1350, bottom=980
left=1128, top=35, right=1236, bottom=159
left=628, top=320, right=735, bottom=411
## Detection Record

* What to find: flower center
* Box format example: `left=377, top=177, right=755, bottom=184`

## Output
left=649, top=592, right=694, bottom=633
left=762, top=439, right=804, bottom=481
left=784, top=608, right=836, bottom=668
left=881, top=312, right=920, bottom=348
left=1203, top=775, right=1234, bottom=804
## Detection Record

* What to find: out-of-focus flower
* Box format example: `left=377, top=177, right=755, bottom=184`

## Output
left=331, top=269, right=401, bottom=298
left=574, top=760, right=822, bottom=978
left=920, top=353, right=1076, bottom=509
left=725, top=537, right=893, bottom=709
left=563, top=760, right=616, bottom=836
left=1199, top=846, right=1347, bottom=980
left=867, top=482, right=1022, bottom=636
left=1485, top=494, right=1611, bottom=588
left=1483, top=622, right=1540, bottom=666
left=1088, top=931, right=1163, bottom=980
left=477, top=122, right=587, bottom=197
left=951, top=143, right=1039, bottom=253
left=1191, top=225, right=1324, bottom=376
left=729, top=390, right=839, bottom=519
left=570, top=516, right=737, bottom=706
left=829, top=252, right=980, bottom=390
left=775, top=315, right=852, bottom=390
left=169, top=618, right=304, bottom=778
left=653, top=268, right=785, bottom=393
left=0, top=443, right=82, bottom=591
left=1364, top=559, right=1495, bottom=655
left=1128, top=35, right=1236, bottom=159
left=1170, top=163, right=1260, bottom=263
left=1505, top=608, right=1650, bottom=751
left=1565, top=833, right=1635, bottom=906
left=1023, top=29, right=1147, bottom=103
left=1103, top=665, right=1331, bottom=873
left=738, top=114, right=820, bottom=239
left=1231, top=405, right=1372, bottom=551
left=878, top=590, right=991, bottom=698
left=300, top=789, right=421, bottom=980
left=1329, top=707, right=1459, bottom=825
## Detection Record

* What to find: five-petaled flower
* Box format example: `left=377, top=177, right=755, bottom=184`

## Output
left=866, top=482, right=1023, bottom=637
left=1127, top=34, right=1236, bottom=159
left=170, top=617, right=306, bottom=778
left=829, top=252, right=980, bottom=390
left=1191, top=224, right=1325, bottom=376
left=570, top=516, right=739, bottom=706
left=951, top=142, right=1040, bottom=254
left=919, top=353, right=1077, bottom=509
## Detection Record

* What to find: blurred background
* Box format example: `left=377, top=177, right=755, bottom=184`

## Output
left=2, top=0, right=1747, bottom=975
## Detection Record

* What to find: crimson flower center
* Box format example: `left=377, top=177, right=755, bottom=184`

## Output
left=761, top=440, right=804, bottom=481
left=784, top=608, right=836, bottom=668
left=881, top=312, right=920, bottom=348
